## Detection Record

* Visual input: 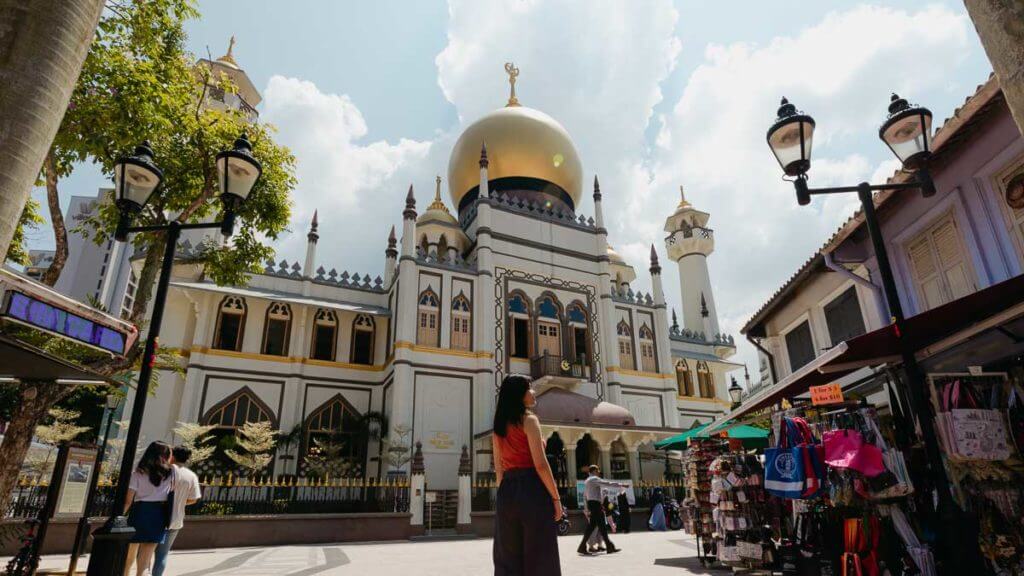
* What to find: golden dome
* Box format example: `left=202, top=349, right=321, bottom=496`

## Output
left=607, top=245, right=626, bottom=264
left=447, top=105, right=583, bottom=210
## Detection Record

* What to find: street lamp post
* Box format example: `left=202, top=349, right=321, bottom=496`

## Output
left=728, top=377, right=743, bottom=410
left=87, top=135, right=261, bottom=576
left=767, top=94, right=965, bottom=569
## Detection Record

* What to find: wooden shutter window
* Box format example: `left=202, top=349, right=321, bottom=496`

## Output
left=907, top=215, right=976, bottom=310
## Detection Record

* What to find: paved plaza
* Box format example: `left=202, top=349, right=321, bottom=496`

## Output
left=27, top=531, right=717, bottom=575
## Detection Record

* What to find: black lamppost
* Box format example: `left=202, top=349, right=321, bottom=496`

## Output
left=728, top=377, right=743, bottom=410
left=767, top=94, right=964, bottom=567
left=87, top=135, right=261, bottom=575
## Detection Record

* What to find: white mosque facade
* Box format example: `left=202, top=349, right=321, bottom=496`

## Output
left=125, top=67, right=740, bottom=490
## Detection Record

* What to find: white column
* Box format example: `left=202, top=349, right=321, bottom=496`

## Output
left=456, top=446, right=472, bottom=530
left=599, top=446, right=612, bottom=478
left=565, top=447, right=578, bottom=484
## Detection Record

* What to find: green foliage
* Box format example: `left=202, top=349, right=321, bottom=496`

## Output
left=35, top=407, right=90, bottom=445
left=225, top=421, right=277, bottom=475
left=172, top=421, right=217, bottom=463
left=304, top=434, right=362, bottom=479
left=6, top=199, right=43, bottom=265
left=382, top=424, right=413, bottom=472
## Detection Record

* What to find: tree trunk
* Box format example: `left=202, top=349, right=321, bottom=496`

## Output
left=0, top=382, right=71, bottom=513
left=40, top=151, right=68, bottom=286
left=0, top=0, right=103, bottom=265
left=964, top=0, right=1024, bottom=135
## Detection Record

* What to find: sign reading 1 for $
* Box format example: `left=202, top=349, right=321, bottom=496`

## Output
left=809, top=383, right=844, bottom=406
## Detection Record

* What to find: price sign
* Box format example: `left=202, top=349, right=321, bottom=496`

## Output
left=809, top=383, right=844, bottom=406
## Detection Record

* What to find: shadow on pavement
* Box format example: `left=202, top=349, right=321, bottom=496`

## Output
left=653, top=556, right=731, bottom=573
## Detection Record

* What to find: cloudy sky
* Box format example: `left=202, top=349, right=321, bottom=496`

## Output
left=32, top=0, right=992, bottom=384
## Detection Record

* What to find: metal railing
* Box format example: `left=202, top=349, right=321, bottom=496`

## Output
left=529, top=354, right=587, bottom=380
left=5, top=475, right=410, bottom=519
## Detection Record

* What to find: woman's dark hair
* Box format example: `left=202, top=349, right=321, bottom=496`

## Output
left=493, top=374, right=532, bottom=437
left=136, top=441, right=172, bottom=487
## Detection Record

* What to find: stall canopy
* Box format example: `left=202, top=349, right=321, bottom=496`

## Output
left=655, top=423, right=769, bottom=450
left=712, top=273, right=1024, bottom=430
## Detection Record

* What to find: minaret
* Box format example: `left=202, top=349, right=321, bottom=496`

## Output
left=478, top=143, right=490, bottom=199
left=392, top=185, right=419, bottom=465
left=401, top=185, right=417, bottom=257
left=664, top=185, right=720, bottom=337
left=650, top=245, right=678, bottom=427
left=303, top=210, right=319, bottom=278
left=593, top=176, right=605, bottom=230
left=475, top=143, right=496, bottom=357
left=384, top=225, right=398, bottom=285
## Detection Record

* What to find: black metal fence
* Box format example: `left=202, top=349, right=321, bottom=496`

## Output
left=5, top=476, right=410, bottom=519
left=471, top=478, right=686, bottom=512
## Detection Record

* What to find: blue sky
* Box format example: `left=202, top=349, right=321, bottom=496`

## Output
left=30, top=1, right=994, bottom=380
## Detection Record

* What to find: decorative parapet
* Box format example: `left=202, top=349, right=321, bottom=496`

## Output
left=610, top=283, right=656, bottom=308
left=261, top=259, right=386, bottom=293
left=668, top=324, right=736, bottom=347
left=414, top=247, right=476, bottom=273
left=460, top=192, right=598, bottom=231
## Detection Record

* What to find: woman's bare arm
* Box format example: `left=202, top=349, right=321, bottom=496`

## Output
left=123, top=488, right=136, bottom=515
left=523, top=415, right=560, bottom=501
left=492, top=433, right=504, bottom=485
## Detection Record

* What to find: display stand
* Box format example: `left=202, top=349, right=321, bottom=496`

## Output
left=681, top=438, right=727, bottom=567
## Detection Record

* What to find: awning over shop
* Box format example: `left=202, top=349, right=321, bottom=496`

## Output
left=170, top=281, right=391, bottom=316
left=654, top=423, right=769, bottom=450
left=0, top=333, right=120, bottom=384
left=714, top=273, right=1024, bottom=429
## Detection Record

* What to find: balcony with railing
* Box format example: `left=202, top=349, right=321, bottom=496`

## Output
left=529, top=354, right=590, bottom=392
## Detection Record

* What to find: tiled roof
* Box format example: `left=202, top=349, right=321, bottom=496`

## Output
left=743, top=74, right=1003, bottom=335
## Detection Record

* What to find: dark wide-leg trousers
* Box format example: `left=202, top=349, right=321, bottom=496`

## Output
left=493, top=468, right=561, bottom=576
left=579, top=500, right=615, bottom=550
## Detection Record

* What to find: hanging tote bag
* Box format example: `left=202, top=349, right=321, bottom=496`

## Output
left=765, top=419, right=807, bottom=498
left=823, top=429, right=886, bottom=478
left=938, top=379, right=1013, bottom=460
left=790, top=417, right=825, bottom=498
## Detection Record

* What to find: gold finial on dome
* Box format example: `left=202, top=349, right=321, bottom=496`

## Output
left=677, top=185, right=690, bottom=208
left=504, top=62, right=520, bottom=107
left=427, top=176, right=450, bottom=213
left=218, top=36, right=238, bottom=67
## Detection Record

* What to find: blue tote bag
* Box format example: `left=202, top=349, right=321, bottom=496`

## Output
left=765, top=418, right=807, bottom=498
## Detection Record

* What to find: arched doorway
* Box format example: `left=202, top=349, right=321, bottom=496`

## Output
left=574, top=434, right=599, bottom=480
left=545, top=432, right=566, bottom=483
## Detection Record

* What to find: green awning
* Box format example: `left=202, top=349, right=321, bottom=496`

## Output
left=654, top=423, right=769, bottom=451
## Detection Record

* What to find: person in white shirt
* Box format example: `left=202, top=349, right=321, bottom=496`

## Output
left=151, top=446, right=202, bottom=576
left=124, top=442, right=173, bottom=576
left=577, top=465, right=625, bottom=555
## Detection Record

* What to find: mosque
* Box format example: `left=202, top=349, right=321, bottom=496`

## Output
left=132, top=57, right=740, bottom=490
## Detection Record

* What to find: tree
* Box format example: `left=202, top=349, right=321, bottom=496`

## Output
left=382, top=424, right=413, bottom=473
left=0, top=0, right=295, bottom=512
left=5, top=200, right=44, bottom=267
left=172, top=421, right=216, bottom=464
left=304, top=435, right=362, bottom=480
left=964, top=0, right=1024, bottom=136
left=21, top=407, right=90, bottom=479
left=0, top=0, right=104, bottom=273
left=225, top=421, right=276, bottom=476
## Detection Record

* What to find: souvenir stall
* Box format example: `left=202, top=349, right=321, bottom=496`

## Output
left=708, top=450, right=772, bottom=570
left=681, top=438, right=727, bottom=566
left=927, top=371, right=1024, bottom=574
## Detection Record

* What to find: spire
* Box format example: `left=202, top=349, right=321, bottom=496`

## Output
left=677, top=184, right=690, bottom=209
left=504, top=62, right=520, bottom=107
left=307, top=210, right=319, bottom=242
left=593, top=175, right=602, bottom=201
left=403, top=184, right=417, bottom=220
left=700, top=292, right=709, bottom=317
left=217, top=36, right=238, bottom=67
left=426, top=176, right=451, bottom=214
left=479, top=142, right=489, bottom=168
left=649, top=244, right=661, bottom=274
left=672, top=308, right=679, bottom=330
left=386, top=225, right=397, bottom=258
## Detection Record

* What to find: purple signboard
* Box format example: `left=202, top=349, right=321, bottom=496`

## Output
left=2, top=291, right=127, bottom=355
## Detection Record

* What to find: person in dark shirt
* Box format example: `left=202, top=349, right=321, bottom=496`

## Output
left=616, top=489, right=632, bottom=533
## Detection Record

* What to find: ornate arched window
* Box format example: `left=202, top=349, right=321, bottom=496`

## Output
left=507, top=291, right=531, bottom=359
left=696, top=360, right=714, bottom=398
left=450, top=293, right=472, bottom=351
left=567, top=302, right=589, bottom=366
left=616, top=320, right=635, bottom=370
left=417, top=288, right=440, bottom=346
left=535, top=295, right=561, bottom=357
left=213, top=296, right=247, bottom=351
left=437, top=234, right=449, bottom=261
left=301, top=395, right=364, bottom=478
left=310, top=308, right=338, bottom=361
left=676, top=360, right=694, bottom=397
left=638, top=323, right=657, bottom=373
left=202, top=387, right=275, bottom=430
left=350, top=314, right=375, bottom=365
left=261, top=302, right=291, bottom=356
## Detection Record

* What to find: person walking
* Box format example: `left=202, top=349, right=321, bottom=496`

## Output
left=577, top=466, right=624, bottom=556
left=492, top=374, right=562, bottom=575
left=123, top=441, right=173, bottom=576
left=151, top=446, right=203, bottom=576
left=617, top=488, right=632, bottom=533
left=648, top=487, right=667, bottom=531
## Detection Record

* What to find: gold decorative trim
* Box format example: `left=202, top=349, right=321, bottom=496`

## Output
left=394, top=340, right=493, bottom=359
left=608, top=367, right=671, bottom=380
left=190, top=346, right=386, bottom=371
left=676, top=395, right=730, bottom=406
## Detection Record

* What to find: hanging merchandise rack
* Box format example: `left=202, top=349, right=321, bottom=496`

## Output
left=681, top=437, right=727, bottom=567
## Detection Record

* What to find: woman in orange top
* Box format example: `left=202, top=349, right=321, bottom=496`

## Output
left=492, top=374, right=562, bottom=575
